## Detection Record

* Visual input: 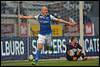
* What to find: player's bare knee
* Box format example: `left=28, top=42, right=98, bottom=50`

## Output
left=37, top=43, right=43, bottom=50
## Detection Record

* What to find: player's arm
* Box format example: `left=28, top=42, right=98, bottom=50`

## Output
left=55, top=18, right=76, bottom=26
left=76, top=43, right=83, bottom=56
left=67, top=50, right=74, bottom=56
left=67, top=50, right=72, bottom=56
left=67, top=50, right=77, bottom=61
left=17, top=15, right=39, bottom=20
left=67, top=44, right=74, bottom=56
left=67, top=44, right=78, bottom=61
left=17, top=15, right=33, bottom=19
left=68, top=17, right=76, bottom=24
left=50, top=15, right=76, bottom=26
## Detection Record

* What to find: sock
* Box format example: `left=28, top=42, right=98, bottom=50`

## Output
left=78, top=57, right=83, bottom=61
left=34, top=50, right=41, bottom=63
left=81, top=53, right=85, bottom=59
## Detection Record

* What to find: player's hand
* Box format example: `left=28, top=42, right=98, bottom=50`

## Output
left=17, top=15, right=23, bottom=18
left=67, top=22, right=76, bottom=26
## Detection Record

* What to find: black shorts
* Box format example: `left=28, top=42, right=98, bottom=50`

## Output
left=66, top=52, right=78, bottom=61
left=66, top=54, right=73, bottom=61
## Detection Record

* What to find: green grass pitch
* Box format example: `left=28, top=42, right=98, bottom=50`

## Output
left=1, top=58, right=99, bottom=66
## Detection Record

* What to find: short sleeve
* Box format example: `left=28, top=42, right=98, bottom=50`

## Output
left=50, top=15, right=58, bottom=20
left=34, top=14, right=40, bottom=20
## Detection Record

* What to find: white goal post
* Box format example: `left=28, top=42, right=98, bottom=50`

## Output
left=79, top=1, right=85, bottom=55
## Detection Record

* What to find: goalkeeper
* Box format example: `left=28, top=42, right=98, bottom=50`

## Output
left=66, top=36, right=87, bottom=61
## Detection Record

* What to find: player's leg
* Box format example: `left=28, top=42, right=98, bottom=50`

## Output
left=80, top=53, right=87, bottom=61
left=76, top=50, right=87, bottom=61
left=33, top=43, right=43, bottom=64
left=66, top=50, right=77, bottom=61
left=66, top=51, right=73, bottom=61
left=32, top=34, right=45, bottom=65
left=77, top=54, right=87, bottom=61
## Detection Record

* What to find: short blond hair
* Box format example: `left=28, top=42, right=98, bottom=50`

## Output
left=70, top=36, right=77, bottom=41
